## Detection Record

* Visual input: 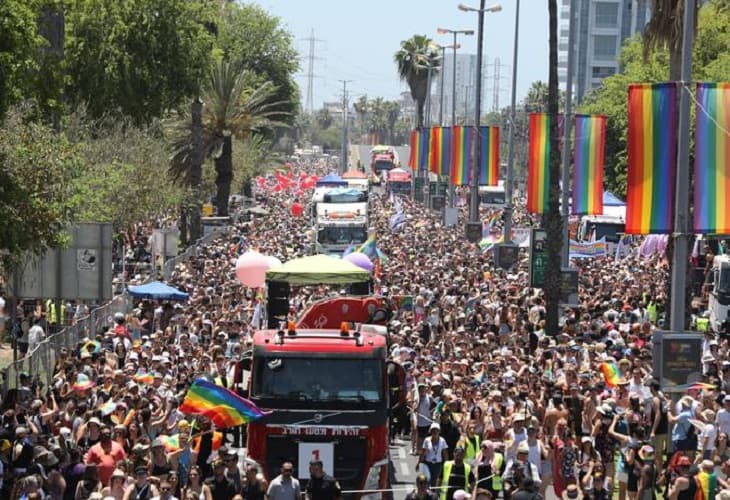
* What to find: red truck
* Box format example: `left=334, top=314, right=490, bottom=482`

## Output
left=244, top=299, right=403, bottom=498
left=370, top=146, right=398, bottom=184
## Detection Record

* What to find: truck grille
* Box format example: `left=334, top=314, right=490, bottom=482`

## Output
left=266, top=435, right=368, bottom=491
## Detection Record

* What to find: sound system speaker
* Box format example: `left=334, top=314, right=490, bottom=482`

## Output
left=348, top=281, right=371, bottom=296
left=268, top=281, right=290, bottom=298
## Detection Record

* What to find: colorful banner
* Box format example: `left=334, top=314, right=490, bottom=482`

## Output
left=479, top=126, right=500, bottom=186
left=428, top=127, right=443, bottom=175
left=572, top=114, right=606, bottom=215
left=626, top=83, right=678, bottom=234
left=451, top=125, right=472, bottom=186
left=440, top=127, right=452, bottom=177
left=569, top=237, right=608, bottom=258
left=408, top=129, right=420, bottom=171
left=527, top=113, right=550, bottom=214
left=418, top=128, right=430, bottom=172
left=694, top=83, right=730, bottom=234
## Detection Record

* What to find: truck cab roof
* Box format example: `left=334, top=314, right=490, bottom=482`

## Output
left=253, top=327, right=387, bottom=355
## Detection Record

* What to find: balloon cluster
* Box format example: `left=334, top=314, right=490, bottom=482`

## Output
left=234, top=251, right=283, bottom=288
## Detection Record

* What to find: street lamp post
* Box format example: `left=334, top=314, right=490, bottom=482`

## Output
left=459, top=2, right=502, bottom=241
left=503, top=0, right=520, bottom=245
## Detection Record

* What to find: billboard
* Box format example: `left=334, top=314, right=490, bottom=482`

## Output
left=10, top=223, right=113, bottom=301
left=652, top=332, right=704, bottom=392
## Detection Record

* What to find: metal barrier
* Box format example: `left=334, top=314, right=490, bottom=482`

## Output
left=2, top=216, right=236, bottom=395
left=2, top=294, right=128, bottom=394
left=162, top=225, right=231, bottom=280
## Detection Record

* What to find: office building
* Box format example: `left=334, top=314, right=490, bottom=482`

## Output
left=559, top=0, right=651, bottom=102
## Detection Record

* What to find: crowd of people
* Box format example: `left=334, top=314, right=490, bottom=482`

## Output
left=0, top=157, right=726, bottom=500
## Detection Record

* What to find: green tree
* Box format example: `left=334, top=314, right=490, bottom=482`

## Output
left=395, top=35, right=440, bottom=128
left=543, top=0, right=563, bottom=335
left=0, top=0, right=43, bottom=118
left=0, top=107, right=84, bottom=268
left=315, top=108, right=333, bottom=130
left=169, top=60, right=289, bottom=216
left=64, top=0, right=214, bottom=124
left=214, top=2, right=299, bottom=124
left=353, top=95, right=369, bottom=143
left=384, top=101, right=401, bottom=144
left=367, top=97, right=388, bottom=144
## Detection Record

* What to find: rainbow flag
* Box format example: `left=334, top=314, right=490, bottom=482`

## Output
left=159, top=432, right=224, bottom=453
left=479, top=126, right=500, bottom=186
left=440, top=127, right=452, bottom=177
left=356, top=233, right=377, bottom=259
left=393, top=295, right=413, bottom=311
left=527, top=113, right=551, bottom=213
left=408, top=129, right=420, bottom=171
left=600, top=362, right=621, bottom=388
left=451, top=126, right=472, bottom=186
left=180, top=378, right=270, bottom=429
left=479, top=234, right=503, bottom=253
left=572, top=115, right=606, bottom=215
left=626, top=83, right=678, bottom=234
left=419, top=128, right=430, bottom=172
left=133, top=371, right=154, bottom=385
left=696, top=470, right=717, bottom=500
left=694, top=83, right=730, bottom=234
left=428, top=127, right=443, bottom=174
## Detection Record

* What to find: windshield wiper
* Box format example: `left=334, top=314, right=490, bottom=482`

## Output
left=330, top=395, right=367, bottom=402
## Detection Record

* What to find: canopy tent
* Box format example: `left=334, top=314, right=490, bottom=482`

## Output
left=316, top=173, right=347, bottom=187
left=127, top=281, right=189, bottom=301
left=388, top=167, right=412, bottom=182
left=603, top=191, right=626, bottom=207
left=266, top=254, right=371, bottom=285
left=342, top=170, right=368, bottom=179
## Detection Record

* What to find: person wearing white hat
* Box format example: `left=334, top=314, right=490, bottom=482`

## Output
left=418, top=423, right=448, bottom=488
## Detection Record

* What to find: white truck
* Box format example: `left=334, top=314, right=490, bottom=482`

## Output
left=577, top=214, right=626, bottom=255
left=315, top=202, right=369, bottom=255
left=709, top=254, right=730, bottom=332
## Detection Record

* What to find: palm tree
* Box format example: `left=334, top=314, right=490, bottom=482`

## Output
left=384, top=101, right=401, bottom=144
left=644, top=0, right=699, bottom=81
left=543, top=0, right=563, bottom=335
left=353, top=95, right=369, bottom=143
left=394, top=35, right=440, bottom=128
left=169, top=60, right=289, bottom=216
left=367, top=97, right=388, bottom=144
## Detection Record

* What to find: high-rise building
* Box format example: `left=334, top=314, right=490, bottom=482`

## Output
left=433, top=53, right=488, bottom=125
left=559, top=0, right=651, bottom=102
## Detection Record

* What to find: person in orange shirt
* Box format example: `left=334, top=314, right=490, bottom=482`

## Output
left=85, top=425, right=127, bottom=486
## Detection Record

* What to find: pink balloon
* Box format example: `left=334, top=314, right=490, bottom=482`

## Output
left=235, top=251, right=271, bottom=288
left=343, top=252, right=374, bottom=272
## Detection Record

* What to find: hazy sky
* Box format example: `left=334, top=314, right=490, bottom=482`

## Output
left=256, top=0, right=549, bottom=108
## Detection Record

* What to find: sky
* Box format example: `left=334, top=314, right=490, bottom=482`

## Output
left=256, top=0, right=549, bottom=109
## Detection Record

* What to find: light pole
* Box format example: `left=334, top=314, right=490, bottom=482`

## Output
left=559, top=0, right=577, bottom=267
left=502, top=0, right=520, bottom=245
left=459, top=2, right=502, bottom=241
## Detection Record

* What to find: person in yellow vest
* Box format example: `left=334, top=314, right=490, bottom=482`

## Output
left=697, top=312, right=710, bottom=332
left=45, top=299, right=65, bottom=332
left=471, top=440, right=504, bottom=499
left=456, top=423, right=481, bottom=466
left=440, top=447, right=470, bottom=500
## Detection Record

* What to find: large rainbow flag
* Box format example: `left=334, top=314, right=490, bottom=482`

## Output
left=451, top=126, right=472, bottom=186
left=527, top=113, right=551, bottom=214
left=179, top=379, right=270, bottom=428
left=694, top=83, right=730, bottom=234
left=572, top=114, right=606, bottom=215
left=419, top=128, right=430, bottom=172
left=625, top=83, right=677, bottom=234
left=428, top=127, right=443, bottom=175
left=408, top=129, right=420, bottom=171
left=440, top=127, right=452, bottom=177
left=479, top=126, right=500, bottom=186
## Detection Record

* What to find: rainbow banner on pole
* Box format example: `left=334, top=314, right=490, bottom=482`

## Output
left=527, top=113, right=550, bottom=214
left=626, top=83, right=677, bottom=234
left=479, top=126, right=500, bottom=186
left=428, top=127, right=443, bottom=174
left=180, top=378, right=270, bottom=428
left=572, top=114, right=606, bottom=215
left=418, top=128, right=429, bottom=172
left=440, top=127, right=452, bottom=177
left=451, top=125, right=472, bottom=186
left=694, top=83, right=730, bottom=234
left=408, top=129, right=420, bottom=171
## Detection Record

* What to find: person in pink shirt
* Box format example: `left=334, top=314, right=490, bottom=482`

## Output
left=85, top=425, right=127, bottom=486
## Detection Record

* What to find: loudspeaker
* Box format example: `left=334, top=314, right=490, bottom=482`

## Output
left=348, top=281, right=371, bottom=296
left=268, top=281, right=290, bottom=298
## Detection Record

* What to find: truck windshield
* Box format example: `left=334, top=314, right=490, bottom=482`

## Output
left=324, top=192, right=367, bottom=203
left=591, top=223, right=625, bottom=243
left=719, top=263, right=730, bottom=294
left=479, top=191, right=505, bottom=205
left=253, top=357, right=383, bottom=402
left=317, top=227, right=367, bottom=245
left=374, top=160, right=393, bottom=172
